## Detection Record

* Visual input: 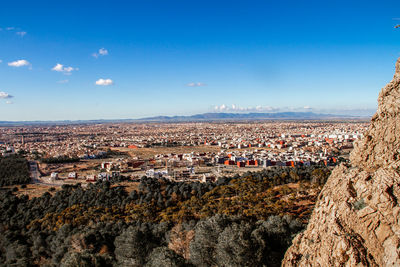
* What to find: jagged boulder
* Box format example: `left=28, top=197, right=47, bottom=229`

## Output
left=283, top=57, right=400, bottom=266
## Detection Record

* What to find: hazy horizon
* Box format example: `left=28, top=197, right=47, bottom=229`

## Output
left=0, top=110, right=374, bottom=124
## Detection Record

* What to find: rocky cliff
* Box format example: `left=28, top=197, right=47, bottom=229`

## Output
left=283, top=57, right=400, bottom=267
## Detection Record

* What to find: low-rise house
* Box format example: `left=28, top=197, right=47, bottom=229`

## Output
left=68, top=172, right=78, bottom=179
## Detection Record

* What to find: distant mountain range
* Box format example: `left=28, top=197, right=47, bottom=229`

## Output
left=136, top=112, right=363, bottom=122
left=0, top=112, right=369, bottom=126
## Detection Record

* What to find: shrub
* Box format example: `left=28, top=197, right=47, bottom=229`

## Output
left=353, top=198, right=366, bottom=210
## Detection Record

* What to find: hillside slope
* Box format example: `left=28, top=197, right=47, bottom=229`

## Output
left=283, top=57, right=400, bottom=266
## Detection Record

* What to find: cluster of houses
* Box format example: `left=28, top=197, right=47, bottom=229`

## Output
left=1, top=122, right=370, bottom=183
left=1, top=122, right=368, bottom=160
left=50, top=171, right=120, bottom=182
left=0, top=146, right=16, bottom=157
left=46, top=129, right=359, bottom=183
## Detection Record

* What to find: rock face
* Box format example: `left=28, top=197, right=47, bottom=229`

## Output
left=283, top=57, right=400, bottom=267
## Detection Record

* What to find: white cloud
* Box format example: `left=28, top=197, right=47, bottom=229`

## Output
left=6, top=101, right=13, bottom=104
left=92, top=48, right=109, bottom=58
left=0, top=60, right=2, bottom=63
left=51, top=63, right=77, bottom=75
left=212, top=104, right=375, bottom=116
left=0, top=92, right=13, bottom=99
left=57, top=79, right=69, bottom=84
left=99, top=48, right=108, bottom=55
left=63, top=66, right=74, bottom=72
left=8, top=59, right=30, bottom=67
left=16, top=31, right=27, bottom=37
left=187, top=82, right=206, bottom=87
left=52, top=63, right=63, bottom=72
left=95, top=78, right=114, bottom=86
left=6, top=27, right=15, bottom=31
left=214, top=104, right=282, bottom=113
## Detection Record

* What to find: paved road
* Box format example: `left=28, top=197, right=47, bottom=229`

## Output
left=28, top=161, right=61, bottom=186
left=28, top=161, right=40, bottom=183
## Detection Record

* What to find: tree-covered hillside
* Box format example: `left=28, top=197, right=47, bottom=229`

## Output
left=0, top=166, right=330, bottom=266
left=0, top=155, right=30, bottom=186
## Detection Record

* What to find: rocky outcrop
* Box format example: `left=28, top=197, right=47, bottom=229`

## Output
left=283, top=57, right=400, bottom=266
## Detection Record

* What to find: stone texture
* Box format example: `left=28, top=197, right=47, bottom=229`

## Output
left=283, top=57, right=400, bottom=266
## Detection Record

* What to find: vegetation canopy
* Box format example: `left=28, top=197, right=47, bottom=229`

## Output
left=0, top=155, right=30, bottom=186
left=0, top=165, right=330, bottom=266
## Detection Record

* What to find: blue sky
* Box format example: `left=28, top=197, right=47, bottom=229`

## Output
left=0, top=0, right=399, bottom=121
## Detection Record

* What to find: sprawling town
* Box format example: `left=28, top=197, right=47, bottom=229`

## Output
left=0, top=121, right=369, bottom=185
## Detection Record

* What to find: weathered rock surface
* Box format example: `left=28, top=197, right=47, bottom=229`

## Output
left=283, top=57, right=400, bottom=267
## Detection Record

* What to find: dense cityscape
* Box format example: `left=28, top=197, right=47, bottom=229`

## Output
left=1, top=121, right=368, bottom=184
